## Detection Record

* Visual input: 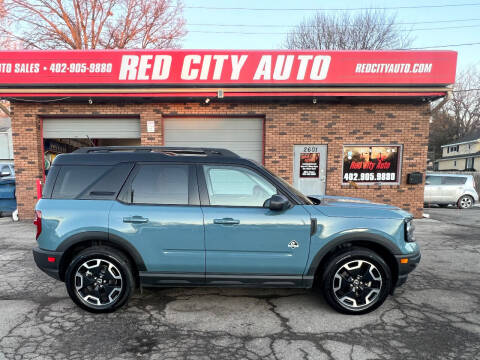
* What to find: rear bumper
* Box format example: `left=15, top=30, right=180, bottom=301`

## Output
left=32, top=247, right=64, bottom=281
left=394, top=251, right=421, bottom=288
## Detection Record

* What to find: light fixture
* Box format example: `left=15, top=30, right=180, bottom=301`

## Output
left=205, top=98, right=211, bottom=104
left=88, top=98, right=93, bottom=105
left=313, top=98, right=317, bottom=104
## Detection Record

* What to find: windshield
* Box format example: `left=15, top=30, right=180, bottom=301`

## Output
left=259, top=165, right=313, bottom=205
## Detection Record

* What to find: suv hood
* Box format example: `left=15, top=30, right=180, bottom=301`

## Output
left=307, top=195, right=412, bottom=219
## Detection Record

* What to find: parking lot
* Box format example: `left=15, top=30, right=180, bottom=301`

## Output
left=0, top=209, right=479, bottom=360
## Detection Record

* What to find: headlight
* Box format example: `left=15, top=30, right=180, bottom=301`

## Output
left=405, top=220, right=415, bottom=242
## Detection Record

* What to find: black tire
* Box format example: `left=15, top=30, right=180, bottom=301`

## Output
left=457, top=195, right=474, bottom=209
left=321, top=247, right=392, bottom=315
left=65, top=246, right=135, bottom=313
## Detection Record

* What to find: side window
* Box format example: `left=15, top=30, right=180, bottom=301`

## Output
left=426, top=176, right=442, bottom=185
left=203, top=165, right=277, bottom=207
left=131, top=164, right=189, bottom=205
left=52, top=166, right=111, bottom=199
left=443, top=176, right=467, bottom=185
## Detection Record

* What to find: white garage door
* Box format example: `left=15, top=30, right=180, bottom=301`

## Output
left=43, top=118, right=140, bottom=139
left=164, top=117, right=263, bottom=163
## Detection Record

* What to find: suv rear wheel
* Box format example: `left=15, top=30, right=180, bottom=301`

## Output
left=457, top=195, right=474, bottom=209
left=321, top=248, right=391, bottom=315
left=65, top=246, right=135, bottom=313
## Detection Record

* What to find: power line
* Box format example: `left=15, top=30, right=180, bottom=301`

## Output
left=187, top=24, right=480, bottom=35
left=406, top=42, right=480, bottom=49
left=183, top=3, right=480, bottom=11
left=189, top=18, right=480, bottom=28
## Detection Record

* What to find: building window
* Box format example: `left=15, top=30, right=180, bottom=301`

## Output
left=466, top=157, right=474, bottom=169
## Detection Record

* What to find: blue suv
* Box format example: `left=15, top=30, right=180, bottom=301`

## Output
left=33, top=147, right=420, bottom=314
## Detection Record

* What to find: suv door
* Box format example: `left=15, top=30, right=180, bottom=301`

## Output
left=109, top=163, right=205, bottom=285
left=198, top=164, right=312, bottom=286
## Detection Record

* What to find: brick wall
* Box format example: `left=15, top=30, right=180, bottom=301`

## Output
left=11, top=100, right=430, bottom=219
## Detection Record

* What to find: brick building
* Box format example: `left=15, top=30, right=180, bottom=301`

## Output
left=1, top=50, right=457, bottom=219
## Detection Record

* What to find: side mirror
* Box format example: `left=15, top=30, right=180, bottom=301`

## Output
left=425, top=181, right=430, bottom=185
left=264, top=194, right=291, bottom=211
left=0, top=170, right=11, bottom=177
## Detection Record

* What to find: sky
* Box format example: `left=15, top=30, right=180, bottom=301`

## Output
left=180, top=0, right=480, bottom=72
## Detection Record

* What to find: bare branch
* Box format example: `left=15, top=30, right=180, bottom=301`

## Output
left=0, top=0, right=185, bottom=49
left=284, top=9, right=413, bottom=50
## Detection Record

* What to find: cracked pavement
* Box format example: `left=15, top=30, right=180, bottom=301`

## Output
left=0, top=210, right=479, bottom=360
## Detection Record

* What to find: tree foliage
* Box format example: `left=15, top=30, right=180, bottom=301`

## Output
left=0, top=0, right=186, bottom=49
left=284, top=10, right=413, bottom=50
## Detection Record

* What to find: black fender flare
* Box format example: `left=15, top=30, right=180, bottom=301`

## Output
left=305, top=232, right=401, bottom=278
left=56, top=231, right=147, bottom=273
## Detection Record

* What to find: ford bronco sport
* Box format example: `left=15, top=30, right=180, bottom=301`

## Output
left=33, top=146, right=420, bottom=314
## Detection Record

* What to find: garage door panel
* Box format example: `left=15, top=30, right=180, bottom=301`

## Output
left=164, top=117, right=263, bottom=163
left=165, top=130, right=261, bottom=142
left=43, top=118, right=140, bottom=139
left=164, top=118, right=262, bottom=131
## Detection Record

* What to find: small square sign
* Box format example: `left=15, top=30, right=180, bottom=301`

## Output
left=147, top=121, right=155, bottom=133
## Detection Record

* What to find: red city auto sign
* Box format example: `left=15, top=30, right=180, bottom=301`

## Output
left=0, top=50, right=457, bottom=85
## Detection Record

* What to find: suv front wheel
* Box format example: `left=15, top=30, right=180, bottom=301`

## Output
left=65, top=246, right=135, bottom=313
left=321, top=248, right=392, bottom=315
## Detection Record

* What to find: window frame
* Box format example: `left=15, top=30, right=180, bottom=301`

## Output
left=117, top=162, right=199, bottom=206
left=196, top=163, right=294, bottom=208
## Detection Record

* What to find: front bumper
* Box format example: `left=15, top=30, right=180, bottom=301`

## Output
left=394, top=251, right=421, bottom=288
left=32, top=247, right=64, bottom=281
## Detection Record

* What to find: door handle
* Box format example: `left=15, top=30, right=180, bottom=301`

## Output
left=213, top=218, right=240, bottom=225
left=123, top=216, right=149, bottom=224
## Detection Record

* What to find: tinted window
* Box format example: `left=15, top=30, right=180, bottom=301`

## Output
left=131, top=164, right=189, bottom=205
left=203, top=165, right=277, bottom=207
left=443, top=176, right=467, bottom=185
left=78, top=163, right=134, bottom=200
left=426, top=176, right=442, bottom=185
left=52, top=166, right=111, bottom=199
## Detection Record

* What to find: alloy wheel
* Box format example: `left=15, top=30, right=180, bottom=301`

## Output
left=459, top=196, right=473, bottom=209
left=332, top=259, right=383, bottom=311
left=74, top=258, right=123, bottom=308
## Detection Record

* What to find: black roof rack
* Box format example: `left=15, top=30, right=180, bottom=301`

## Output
left=73, top=146, right=239, bottom=158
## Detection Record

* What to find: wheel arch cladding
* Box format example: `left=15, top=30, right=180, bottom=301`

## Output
left=56, top=231, right=146, bottom=282
left=309, top=235, right=399, bottom=288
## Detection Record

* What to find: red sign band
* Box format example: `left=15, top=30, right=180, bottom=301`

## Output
left=0, top=50, right=457, bottom=86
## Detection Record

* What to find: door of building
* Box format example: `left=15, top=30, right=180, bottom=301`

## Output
left=293, top=145, right=327, bottom=196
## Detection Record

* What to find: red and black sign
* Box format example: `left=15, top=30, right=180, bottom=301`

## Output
left=300, top=152, right=320, bottom=178
left=343, top=145, right=401, bottom=184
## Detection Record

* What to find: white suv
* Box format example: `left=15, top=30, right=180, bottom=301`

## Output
left=424, top=173, right=479, bottom=209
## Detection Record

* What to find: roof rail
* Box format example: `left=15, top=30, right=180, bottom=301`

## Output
left=72, top=146, right=240, bottom=157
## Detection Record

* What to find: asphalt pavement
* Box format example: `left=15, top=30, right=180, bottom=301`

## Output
left=0, top=210, right=479, bottom=359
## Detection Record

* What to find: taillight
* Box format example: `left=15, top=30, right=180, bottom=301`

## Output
left=33, top=210, right=42, bottom=240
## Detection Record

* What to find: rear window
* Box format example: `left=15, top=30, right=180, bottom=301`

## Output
left=51, top=164, right=133, bottom=199
left=443, top=176, right=467, bottom=185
